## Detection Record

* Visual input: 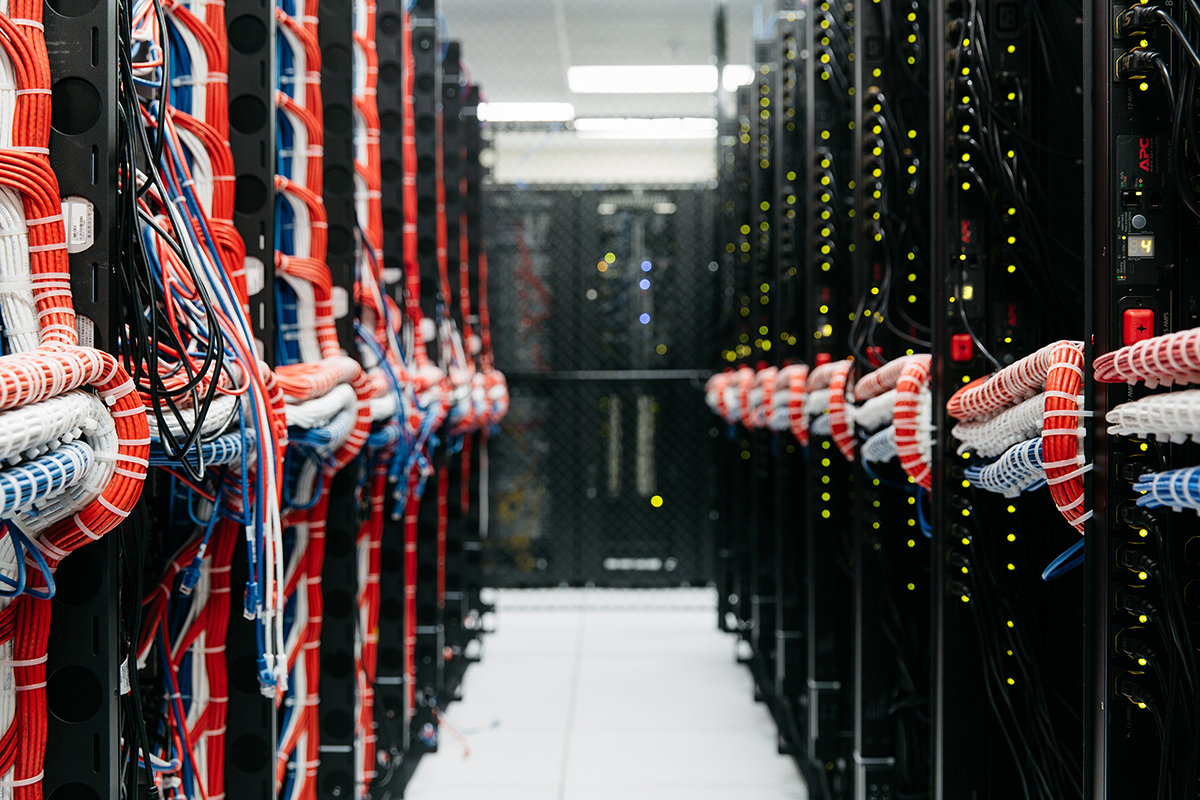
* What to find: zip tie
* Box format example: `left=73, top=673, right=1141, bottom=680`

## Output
left=0, top=772, right=44, bottom=787
left=1045, top=462, right=1093, bottom=485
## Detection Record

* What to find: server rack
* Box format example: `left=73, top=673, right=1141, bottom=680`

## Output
left=931, top=2, right=1085, bottom=798
left=1086, top=1, right=1200, bottom=797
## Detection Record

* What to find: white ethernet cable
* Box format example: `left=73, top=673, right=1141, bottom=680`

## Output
left=285, top=383, right=358, bottom=430
left=1106, top=390, right=1200, bottom=443
left=951, top=392, right=1045, bottom=457
left=862, top=425, right=898, bottom=463
left=176, top=125, right=216, bottom=220
left=854, top=390, right=897, bottom=433
left=0, top=187, right=39, bottom=354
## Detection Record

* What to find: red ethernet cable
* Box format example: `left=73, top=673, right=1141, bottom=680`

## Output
left=827, top=361, right=855, bottom=460
left=893, top=355, right=932, bottom=490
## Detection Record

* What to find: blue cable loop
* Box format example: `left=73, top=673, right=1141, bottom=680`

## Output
left=1042, top=538, right=1086, bottom=581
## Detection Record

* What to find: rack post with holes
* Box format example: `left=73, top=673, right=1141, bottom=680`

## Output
left=439, top=44, right=471, bottom=696
left=318, top=0, right=358, bottom=354
left=746, top=40, right=780, bottom=711
left=370, top=0, right=414, bottom=780
left=460, top=80, right=487, bottom=648
left=803, top=3, right=856, bottom=795
left=41, top=1, right=122, bottom=794
left=222, top=2, right=280, bottom=797
left=226, top=0, right=277, bottom=365
left=770, top=2, right=809, bottom=770
left=410, top=0, right=443, bottom=754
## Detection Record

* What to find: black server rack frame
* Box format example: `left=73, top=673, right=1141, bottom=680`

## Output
left=932, top=2, right=1086, bottom=798
left=42, top=1, right=122, bottom=795
left=409, top=0, right=444, bottom=757
left=1086, top=1, right=1200, bottom=797
left=803, top=2, right=856, bottom=796
left=770, top=2, right=810, bottom=772
left=849, top=2, right=934, bottom=798
left=223, top=0, right=279, bottom=796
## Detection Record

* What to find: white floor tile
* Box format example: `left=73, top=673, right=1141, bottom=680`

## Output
left=405, top=589, right=807, bottom=799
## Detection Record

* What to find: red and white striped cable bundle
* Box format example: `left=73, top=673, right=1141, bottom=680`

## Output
left=949, top=341, right=1088, bottom=531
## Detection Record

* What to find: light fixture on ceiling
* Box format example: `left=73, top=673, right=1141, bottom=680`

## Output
left=568, top=65, right=716, bottom=94
left=721, top=64, right=755, bottom=91
left=477, top=102, right=575, bottom=122
left=565, top=65, right=754, bottom=94
left=573, top=117, right=718, bottom=139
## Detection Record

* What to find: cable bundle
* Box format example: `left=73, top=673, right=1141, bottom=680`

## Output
left=950, top=341, right=1088, bottom=531
left=1106, top=390, right=1200, bottom=442
left=746, top=366, right=777, bottom=429
left=1132, top=467, right=1200, bottom=512
left=952, top=394, right=1046, bottom=458
left=853, top=389, right=897, bottom=433
left=1095, top=327, right=1200, bottom=388
left=962, top=439, right=1048, bottom=498
left=861, top=425, right=898, bottom=464
left=827, top=361, right=855, bottom=460
left=893, top=355, right=932, bottom=489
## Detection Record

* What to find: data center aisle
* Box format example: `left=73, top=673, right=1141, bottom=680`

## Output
left=404, top=589, right=807, bottom=800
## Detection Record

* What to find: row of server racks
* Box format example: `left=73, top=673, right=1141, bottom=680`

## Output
left=713, top=0, right=1200, bottom=799
left=0, top=0, right=503, bottom=797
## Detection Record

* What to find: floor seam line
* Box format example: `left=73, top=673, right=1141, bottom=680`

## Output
left=557, top=610, right=586, bottom=800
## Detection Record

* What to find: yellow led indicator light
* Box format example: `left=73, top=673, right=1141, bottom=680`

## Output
left=961, top=595, right=970, bottom=603
left=961, top=537, right=971, bottom=546
left=962, top=509, right=970, bottom=517
left=604, top=253, right=616, bottom=263
left=650, top=495, right=663, bottom=508
left=1006, top=620, right=1014, bottom=629
left=1007, top=534, right=1017, bottom=542
left=1140, top=442, right=1149, bottom=451
left=1138, top=571, right=1149, bottom=581
left=821, top=510, right=831, bottom=519
left=1139, top=614, right=1149, bottom=623
left=907, top=583, right=916, bottom=591
left=1006, top=678, right=1016, bottom=685
left=1139, top=658, right=1148, bottom=666
left=1139, top=529, right=1148, bottom=538
left=1007, top=265, right=1016, bottom=273
left=1007, top=45, right=1015, bottom=53
left=656, top=344, right=666, bottom=355
left=907, top=539, right=916, bottom=548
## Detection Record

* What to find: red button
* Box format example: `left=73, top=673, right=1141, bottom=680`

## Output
left=951, top=333, right=974, bottom=362
left=815, top=352, right=832, bottom=366
left=1123, top=308, right=1155, bottom=346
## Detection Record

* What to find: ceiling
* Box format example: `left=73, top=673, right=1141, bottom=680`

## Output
left=441, top=0, right=761, bottom=184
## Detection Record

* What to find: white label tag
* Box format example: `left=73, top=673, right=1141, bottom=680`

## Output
left=332, top=285, right=350, bottom=319
left=382, top=267, right=402, bottom=285
left=75, top=314, right=95, bottom=348
left=119, top=656, right=131, bottom=695
left=244, top=256, right=265, bottom=296
left=61, top=196, right=95, bottom=254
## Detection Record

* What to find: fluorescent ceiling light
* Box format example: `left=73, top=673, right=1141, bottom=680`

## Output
left=568, top=65, right=718, bottom=94
left=574, top=117, right=718, bottom=139
left=722, top=64, right=754, bottom=91
left=478, top=102, right=575, bottom=122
